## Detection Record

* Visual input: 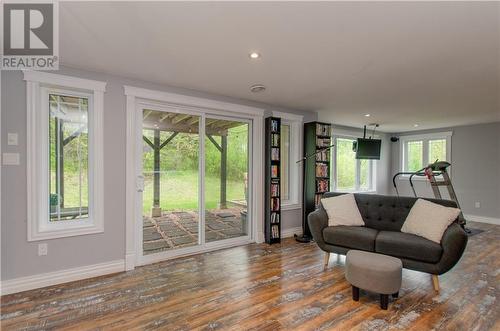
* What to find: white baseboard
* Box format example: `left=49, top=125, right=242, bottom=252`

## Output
left=465, top=214, right=500, bottom=225
left=282, top=226, right=303, bottom=238
left=0, top=259, right=125, bottom=296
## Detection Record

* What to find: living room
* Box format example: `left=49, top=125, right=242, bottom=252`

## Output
left=1, top=1, right=499, bottom=330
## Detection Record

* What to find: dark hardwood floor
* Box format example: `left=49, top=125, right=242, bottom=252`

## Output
left=1, top=221, right=499, bottom=330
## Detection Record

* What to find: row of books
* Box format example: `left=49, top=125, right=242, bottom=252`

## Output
left=316, top=138, right=331, bottom=148
left=271, top=198, right=280, bottom=211
left=271, top=165, right=279, bottom=178
left=271, top=148, right=280, bottom=161
left=316, top=149, right=330, bottom=162
left=316, top=123, right=331, bottom=136
left=271, top=134, right=280, bottom=147
left=316, top=179, right=329, bottom=193
left=271, top=182, right=280, bottom=197
left=271, top=212, right=280, bottom=224
left=271, top=225, right=280, bottom=239
left=315, top=163, right=328, bottom=177
left=270, top=120, right=280, bottom=133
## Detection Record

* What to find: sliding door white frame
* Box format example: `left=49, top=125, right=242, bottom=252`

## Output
left=125, top=86, right=264, bottom=269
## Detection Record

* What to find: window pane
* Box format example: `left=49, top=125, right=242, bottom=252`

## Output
left=280, top=124, right=290, bottom=201
left=359, top=159, right=370, bottom=190
left=406, top=141, right=423, bottom=171
left=429, top=139, right=447, bottom=162
left=49, top=94, right=89, bottom=221
left=336, top=138, right=356, bottom=190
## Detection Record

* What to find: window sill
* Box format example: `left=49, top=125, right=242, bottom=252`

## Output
left=28, top=223, right=104, bottom=241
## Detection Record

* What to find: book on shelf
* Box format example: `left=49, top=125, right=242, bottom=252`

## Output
left=271, top=120, right=279, bottom=133
left=316, top=149, right=330, bottom=162
left=271, top=183, right=280, bottom=197
left=315, top=163, right=328, bottom=177
left=316, top=179, right=329, bottom=193
left=271, top=165, right=279, bottom=178
left=271, top=212, right=280, bottom=224
left=271, top=198, right=280, bottom=211
left=271, top=134, right=280, bottom=147
left=316, top=137, right=331, bottom=148
left=316, top=123, right=331, bottom=136
left=271, top=225, right=280, bottom=239
left=271, top=148, right=280, bottom=161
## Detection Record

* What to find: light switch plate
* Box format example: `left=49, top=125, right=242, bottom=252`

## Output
left=7, top=133, right=18, bottom=146
left=3, top=153, right=20, bottom=165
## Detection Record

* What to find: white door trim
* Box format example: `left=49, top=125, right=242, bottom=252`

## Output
left=124, top=87, right=264, bottom=270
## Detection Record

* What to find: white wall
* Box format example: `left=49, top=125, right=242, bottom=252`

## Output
left=1, top=67, right=316, bottom=281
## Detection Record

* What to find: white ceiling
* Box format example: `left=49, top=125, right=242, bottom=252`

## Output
left=60, top=2, right=499, bottom=132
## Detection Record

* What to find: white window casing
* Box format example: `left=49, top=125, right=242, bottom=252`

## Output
left=272, top=111, right=303, bottom=210
left=24, top=71, right=106, bottom=241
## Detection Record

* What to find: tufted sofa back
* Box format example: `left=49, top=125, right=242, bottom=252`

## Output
left=321, top=192, right=459, bottom=232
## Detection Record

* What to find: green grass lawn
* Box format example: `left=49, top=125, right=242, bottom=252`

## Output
left=142, top=170, right=245, bottom=214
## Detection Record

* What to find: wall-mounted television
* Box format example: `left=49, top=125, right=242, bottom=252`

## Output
left=353, top=138, right=381, bottom=160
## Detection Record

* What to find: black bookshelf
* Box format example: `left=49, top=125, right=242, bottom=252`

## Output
left=265, top=117, right=281, bottom=244
left=297, top=122, right=332, bottom=243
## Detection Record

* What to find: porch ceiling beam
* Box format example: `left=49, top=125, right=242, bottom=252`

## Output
left=172, top=114, right=190, bottom=124
left=187, top=116, right=199, bottom=125
left=143, top=110, right=153, bottom=120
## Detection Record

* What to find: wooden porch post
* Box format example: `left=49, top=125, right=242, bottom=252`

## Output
left=153, top=129, right=160, bottom=208
left=220, top=134, right=227, bottom=209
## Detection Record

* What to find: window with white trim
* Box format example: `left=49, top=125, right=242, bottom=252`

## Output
left=401, top=132, right=452, bottom=172
left=273, top=112, right=303, bottom=209
left=24, top=72, right=106, bottom=241
left=331, top=136, right=376, bottom=192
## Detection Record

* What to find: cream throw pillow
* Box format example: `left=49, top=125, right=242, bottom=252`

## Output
left=321, top=194, right=365, bottom=227
left=401, top=198, right=461, bottom=243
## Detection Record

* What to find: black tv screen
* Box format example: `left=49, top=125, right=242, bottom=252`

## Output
left=354, top=138, right=381, bottom=160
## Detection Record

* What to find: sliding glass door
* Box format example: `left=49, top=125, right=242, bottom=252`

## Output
left=139, top=107, right=251, bottom=257
left=204, top=118, right=249, bottom=243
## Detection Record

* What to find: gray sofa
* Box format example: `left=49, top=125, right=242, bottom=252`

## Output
left=308, top=192, right=468, bottom=291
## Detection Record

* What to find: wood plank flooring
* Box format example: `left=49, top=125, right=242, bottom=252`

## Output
left=1, top=221, right=499, bottom=330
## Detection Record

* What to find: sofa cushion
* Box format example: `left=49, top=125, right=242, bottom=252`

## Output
left=323, top=226, right=378, bottom=251
left=401, top=198, right=461, bottom=243
left=375, top=231, right=443, bottom=263
left=321, top=193, right=365, bottom=227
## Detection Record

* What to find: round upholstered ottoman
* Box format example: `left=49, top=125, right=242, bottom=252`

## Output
left=345, top=250, right=402, bottom=310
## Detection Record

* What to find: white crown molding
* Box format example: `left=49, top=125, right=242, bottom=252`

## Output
left=0, top=260, right=125, bottom=296
left=23, top=71, right=107, bottom=92
left=465, top=214, right=500, bottom=225
left=124, top=85, right=265, bottom=117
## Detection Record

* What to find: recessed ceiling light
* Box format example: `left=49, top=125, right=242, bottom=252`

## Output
left=365, top=114, right=371, bottom=117
left=250, top=84, right=266, bottom=93
left=249, top=52, right=260, bottom=59
left=414, top=124, right=419, bottom=127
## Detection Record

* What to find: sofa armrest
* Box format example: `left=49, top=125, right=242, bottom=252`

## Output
left=308, top=208, right=329, bottom=250
left=435, top=223, right=468, bottom=275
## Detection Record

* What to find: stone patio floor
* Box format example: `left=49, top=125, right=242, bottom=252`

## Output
left=143, top=207, right=247, bottom=254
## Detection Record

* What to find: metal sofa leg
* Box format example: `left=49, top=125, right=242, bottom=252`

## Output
left=431, top=274, right=440, bottom=292
left=323, top=252, right=330, bottom=270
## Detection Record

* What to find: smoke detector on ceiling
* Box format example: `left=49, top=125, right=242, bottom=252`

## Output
left=250, top=84, right=266, bottom=93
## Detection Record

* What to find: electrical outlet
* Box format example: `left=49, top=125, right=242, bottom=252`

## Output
left=475, top=202, right=481, bottom=209
left=38, top=243, right=48, bottom=256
